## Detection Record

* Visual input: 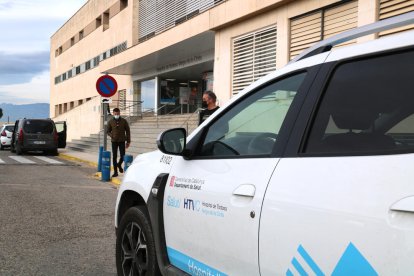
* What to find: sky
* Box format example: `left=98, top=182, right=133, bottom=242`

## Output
left=0, top=0, right=87, bottom=105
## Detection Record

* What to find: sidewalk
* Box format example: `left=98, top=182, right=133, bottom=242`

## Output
left=58, top=148, right=123, bottom=187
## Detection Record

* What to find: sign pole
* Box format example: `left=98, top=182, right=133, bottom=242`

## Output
left=103, top=103, right=108, bottom=151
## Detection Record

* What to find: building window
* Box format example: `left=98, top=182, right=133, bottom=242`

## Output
left=379, top=0, right=414, bottom=37
left=232, top=25, right=277, bottom=95
left=103, top=11, right=110, bottom=31
left=70, top=37, right=75, bottom=46
left=79, top=30, right=84, bottom=40
left=110, top=47, right=116, bottom=57
left=85, top=60, right=91, bottom=71
left=121, top=0, right=128, bottom=10
left=62, top=73, right=67, bottom=81
left=96, top=16, right=102, bottom=28
left=67, top=70, right=72, bottom=79
left=76, top=66, right=81, bottom=75
left=58, top=46, right=63, bottom=55
left=289, top=1, right=358, bottom=60
left=94, top=56, right=100, bottom=67
left=55, top=76, right=61, bottom=84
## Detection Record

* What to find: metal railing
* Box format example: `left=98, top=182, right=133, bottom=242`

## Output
left=118, top=100, right=144, bottom=123
left=180, top=108, right=201, bottom=134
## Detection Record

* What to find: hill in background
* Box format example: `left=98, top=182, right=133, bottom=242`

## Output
left=0, top=103, right=50, bottom=123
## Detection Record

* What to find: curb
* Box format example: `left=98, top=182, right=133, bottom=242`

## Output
left=58, top=153, right=98, bottom=168
left=93, top=172, right=122, bottom=187
left=58, top=153, right=121, bottom=187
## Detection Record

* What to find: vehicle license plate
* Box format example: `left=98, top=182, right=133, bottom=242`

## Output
left=34, top=141, right=46, bottom=145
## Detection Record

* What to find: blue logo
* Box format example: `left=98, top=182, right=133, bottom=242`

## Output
left=167, top=247, right=227, bottom=276
left=286, top=243, right=377, bottom=276
left=183, top=198, right=200, bottom=211
left=166, top=196, right=180, bottom=208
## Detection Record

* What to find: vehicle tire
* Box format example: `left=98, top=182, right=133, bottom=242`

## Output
left=46, top=149, right=58, bottom=156
left=116, top=206, right=160, bottom=276
left=16, top=145, right=23, bottom=155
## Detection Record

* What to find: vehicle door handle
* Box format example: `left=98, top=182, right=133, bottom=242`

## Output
left=390, top=196, right=414, bottom=213
left=232, top=184, right=256, bottom=198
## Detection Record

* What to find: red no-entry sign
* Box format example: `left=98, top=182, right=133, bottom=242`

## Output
left=96, top=75, right=118, bottom=97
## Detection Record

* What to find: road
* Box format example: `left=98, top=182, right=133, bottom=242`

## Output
left=0, top=149, right=118, bottom=275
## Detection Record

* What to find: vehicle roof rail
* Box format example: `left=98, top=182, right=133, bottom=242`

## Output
left=290, top=11, right=414, bottom=63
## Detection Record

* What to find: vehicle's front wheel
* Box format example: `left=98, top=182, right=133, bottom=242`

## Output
left=116, top=206, right=160, bottom=276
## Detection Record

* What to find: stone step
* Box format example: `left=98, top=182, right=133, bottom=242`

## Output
left=68, top=113, right=199, bottom=156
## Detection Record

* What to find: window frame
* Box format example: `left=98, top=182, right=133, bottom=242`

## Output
left=186, top=67, right=320, bottom=160
left=297, top=46, right=414, bottom=157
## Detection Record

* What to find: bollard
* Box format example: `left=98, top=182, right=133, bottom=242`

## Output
left=101, top=151, right=111, bottom=181
left=97, top=146, right=103, bottom=172
left=124, top=155, right=133, bottom=172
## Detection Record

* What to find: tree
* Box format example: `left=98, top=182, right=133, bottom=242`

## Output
left=0, top=108, right=2, bottom=120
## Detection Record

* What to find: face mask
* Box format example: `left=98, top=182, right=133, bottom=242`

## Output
left=114, top=115, right=120, bottom=120
left=202, top=101, right=208, bottom=108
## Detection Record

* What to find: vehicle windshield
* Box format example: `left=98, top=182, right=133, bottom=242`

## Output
left=23, top=120, right=54, bottom=134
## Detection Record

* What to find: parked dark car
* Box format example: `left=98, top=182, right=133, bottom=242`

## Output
left=10, top=119, right=67, bottom=155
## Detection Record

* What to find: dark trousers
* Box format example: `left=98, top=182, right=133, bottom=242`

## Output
left=112, top=142, right=126, bottom=172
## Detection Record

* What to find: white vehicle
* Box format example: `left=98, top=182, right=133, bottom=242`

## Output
left=0, top=124, right=14, bottom=150
left=115, top=12, right=414, bottom=275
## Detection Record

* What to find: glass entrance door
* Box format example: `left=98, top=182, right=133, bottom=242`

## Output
left=159, top=79, right=201, bottom=115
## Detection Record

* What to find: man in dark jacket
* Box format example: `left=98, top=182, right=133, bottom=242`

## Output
left=107, top=108, right=131, bottom=177
left=199, top=91, right=220, bottom=125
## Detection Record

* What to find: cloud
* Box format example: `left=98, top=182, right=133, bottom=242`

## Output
left=0, top=0, right=87, bottom=104
left=0, top=71, right=50, bottom=104
left=0, top=0, right=86, bottom=20
left=0, top=51, right=49, bottom=85
left=0, top=1, right=13, bottom=10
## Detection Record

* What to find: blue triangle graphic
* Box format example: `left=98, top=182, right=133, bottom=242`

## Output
left=332, top=243, right=377, bottom=276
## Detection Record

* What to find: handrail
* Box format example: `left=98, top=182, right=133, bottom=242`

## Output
left=180, top=108, right=201, bottom=133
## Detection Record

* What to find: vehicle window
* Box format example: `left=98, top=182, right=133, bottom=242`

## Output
left=387, top=114, right=414, bottom=148
left=23, top=120, right=54, bottom=134
left=198, top=73, right=307, bottom=157
left=55, top=123, right=65, bottom=133
left=304, top=49, right=414, bottom=154
left=5, top=126, right=14, bottom=132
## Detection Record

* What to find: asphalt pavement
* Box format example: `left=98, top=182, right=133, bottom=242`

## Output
left=0, top=149, right=118, bottom=275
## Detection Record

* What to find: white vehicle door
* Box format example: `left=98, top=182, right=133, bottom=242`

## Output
left=260, top=48, right=414, bottom=275
left=163, top=72, right=312, bottom=275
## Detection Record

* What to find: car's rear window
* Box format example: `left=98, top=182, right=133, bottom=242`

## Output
left=5, top=125, right=14, bottom=132
left=23, top=120, right=54, bottom=134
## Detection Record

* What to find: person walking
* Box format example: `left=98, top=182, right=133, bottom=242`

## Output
left=107, top=108, right=131, bottom=177
left=199, top=90, right=220, bottom=125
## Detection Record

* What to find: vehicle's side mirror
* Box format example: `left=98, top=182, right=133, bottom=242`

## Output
left=157, top=128, right=187, bottom=156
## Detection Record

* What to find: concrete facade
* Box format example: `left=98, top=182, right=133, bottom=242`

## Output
left=51, top=0, right=410, bottom=142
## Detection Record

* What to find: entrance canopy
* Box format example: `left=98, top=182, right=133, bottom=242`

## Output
left=105, top=31, right=215, bottom=80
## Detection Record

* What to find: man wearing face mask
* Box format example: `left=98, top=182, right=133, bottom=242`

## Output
left=199, top=90, right=220, bottom=125
left=107, top=108, right=131, bottom=177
